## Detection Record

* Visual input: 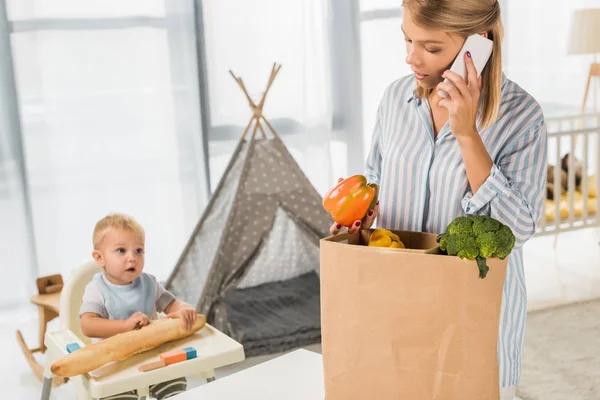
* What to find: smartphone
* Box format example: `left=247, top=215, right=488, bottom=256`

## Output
left=438, top=34, right=494, bottom=98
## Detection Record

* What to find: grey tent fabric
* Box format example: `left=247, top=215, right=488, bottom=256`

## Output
left=237, top=205, right=322, bottom=289
left=165, top=139, right=249, bottom=306
left=223, top=271, right=321, bottom=357
left=165, top=136, right=331, bottom=356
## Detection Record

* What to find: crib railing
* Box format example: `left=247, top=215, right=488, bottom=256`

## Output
left=536, top=113, right=600, bottom=236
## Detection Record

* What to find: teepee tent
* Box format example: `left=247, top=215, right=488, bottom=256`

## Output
left=165, top=64, right=331, bottom=356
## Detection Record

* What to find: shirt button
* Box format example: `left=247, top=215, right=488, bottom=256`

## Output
left=502, top=190, right=509, bottom=196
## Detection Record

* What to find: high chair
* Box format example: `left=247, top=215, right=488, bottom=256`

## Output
left=16, top=274, right=69, bottom=387
left=41, top=261, right=245, bottom=400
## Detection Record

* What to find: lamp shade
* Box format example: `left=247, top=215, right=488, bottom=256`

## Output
left=567, top=8, right=600, bottom=55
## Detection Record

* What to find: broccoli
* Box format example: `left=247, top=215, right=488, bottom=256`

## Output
left=436, top=215, right=515, bottom=279
left=476, top=232, right=499, bottom=259
left=446, top=234, right=478, bottom=259
left=494, top=224, right=515, bottom=259
left=472, top=215, right=500, bottom=236
left=446, top=216, right=474, bottom=235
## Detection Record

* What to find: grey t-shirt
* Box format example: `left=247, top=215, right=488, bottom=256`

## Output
left=79, top=272, right=176, bottom=320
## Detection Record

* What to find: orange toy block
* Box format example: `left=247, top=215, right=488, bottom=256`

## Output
left=159, top=349, right=187, bottom=365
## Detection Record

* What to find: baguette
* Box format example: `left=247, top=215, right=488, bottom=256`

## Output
left=51, top=314, right=206, bottom=377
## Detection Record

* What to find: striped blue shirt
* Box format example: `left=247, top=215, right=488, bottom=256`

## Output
left=365, top=74, right=547, bottom=388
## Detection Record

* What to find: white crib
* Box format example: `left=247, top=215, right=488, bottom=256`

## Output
left=536, top=113, right=600, bottom=236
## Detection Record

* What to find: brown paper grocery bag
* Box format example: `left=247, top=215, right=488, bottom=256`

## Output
left=320, top=230, right=508, bottom=400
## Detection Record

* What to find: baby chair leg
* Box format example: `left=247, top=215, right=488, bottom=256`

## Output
left=137, top=386, right=150, bottom=398
left=38, top=305, right=57, bottom=353
left=193, top=368, right=215, bottom=382
left=40, top=377, right=53, bottom=400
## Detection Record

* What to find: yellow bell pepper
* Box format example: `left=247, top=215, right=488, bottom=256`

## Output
left=368, top=228, right=405, bottom=249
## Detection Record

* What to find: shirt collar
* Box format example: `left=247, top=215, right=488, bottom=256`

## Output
left=407, top=88, right=421, bottom=105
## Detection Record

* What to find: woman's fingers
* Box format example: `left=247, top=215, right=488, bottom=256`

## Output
left=441, top=70, right=469, bottom=97
left=363, top=203, right=379, bottom=228
left=347, top=220, right=362, bottom=235
left=464, top=51, right=479, bottom=92
left=437, top=81, right=460, bottom=100
left=330, top=222, right=342, bottom=235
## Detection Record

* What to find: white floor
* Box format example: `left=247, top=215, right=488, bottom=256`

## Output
left=523, top=227, right=600, bottom=312
left=3, top=227, right=599, bottom=399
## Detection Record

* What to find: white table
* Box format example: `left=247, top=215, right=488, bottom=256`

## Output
left=172, top=349, right=325, bottom=399
left=42, top=324, right=245, bottom=399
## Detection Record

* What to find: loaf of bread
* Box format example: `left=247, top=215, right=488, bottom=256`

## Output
left=51, top=315, right=206, bottom=377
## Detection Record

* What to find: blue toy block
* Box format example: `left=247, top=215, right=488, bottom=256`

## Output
left=66, top=343, right=81, bottom=353
left=182, top=347, right=197, bottom=360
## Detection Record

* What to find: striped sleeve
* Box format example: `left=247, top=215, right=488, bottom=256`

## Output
left=365, top=112, right=382, bottom=186
left=461, top=119, right=547, bottom=248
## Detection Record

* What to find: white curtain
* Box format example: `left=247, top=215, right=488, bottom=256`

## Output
left=359, top=13, right=410, bottom=159
left=4, top=0, right=208, bottom=288
left=0, top=1, right=35, bottom=306
left=202, top=0, right=334, bottom=196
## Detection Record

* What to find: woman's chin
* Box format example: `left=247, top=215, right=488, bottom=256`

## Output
left=415, top=78, right=439, bottom=91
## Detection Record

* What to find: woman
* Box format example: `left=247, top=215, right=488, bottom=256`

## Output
left=331, top=1, right=547, bottom=398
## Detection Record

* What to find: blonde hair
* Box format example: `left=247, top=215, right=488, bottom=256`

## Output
left=403, top=0, right=503, bottom=129
left=93, top=213, right=145, bottom=250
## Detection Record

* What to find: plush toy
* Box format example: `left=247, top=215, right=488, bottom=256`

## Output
left=51, top=315, right=206, bottom=377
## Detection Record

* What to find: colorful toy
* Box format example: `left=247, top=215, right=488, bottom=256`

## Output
left=138, top=346, right=198, bottom=372
left=66, top=343, right=81, bottom=353
left=182, top=347, right=197, bottom=360
left=138, top=359, right=166, bottom=372
left=160, top=349, right=187, bottom=365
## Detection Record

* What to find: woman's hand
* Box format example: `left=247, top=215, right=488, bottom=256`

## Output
left=437, top=52, right=493, bottom=194
left=329, top=178, right=379, bottom=235
left=436, top=51, right=482, bottom=141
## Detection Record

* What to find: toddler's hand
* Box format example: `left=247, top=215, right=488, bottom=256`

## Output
left=166, top=308, right=197, bottom=331
left=124, top=312, right=151, bottom=331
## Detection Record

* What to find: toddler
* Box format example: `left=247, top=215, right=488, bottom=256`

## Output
left=80, top=213, right=196, bottom=400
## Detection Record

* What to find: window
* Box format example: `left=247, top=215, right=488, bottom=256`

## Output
left=202, top=0, right=334, bottom=195
left=3, top=0, right=207, bottom=287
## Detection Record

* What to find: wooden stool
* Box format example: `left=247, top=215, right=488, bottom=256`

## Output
left=16, top=274, right=69, bottom=387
